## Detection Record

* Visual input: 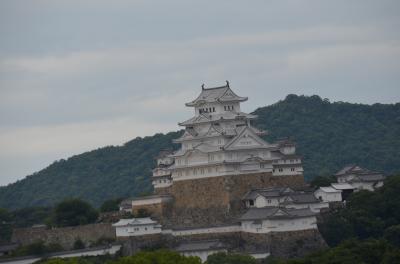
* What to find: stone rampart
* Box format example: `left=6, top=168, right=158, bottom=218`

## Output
left=268, top=229, right=327, bottom=258
left=120, top=229, right=326, bottom=258
left=169, top=172, right=305, bottom=227
left=11, top=223, right=115, bottom=250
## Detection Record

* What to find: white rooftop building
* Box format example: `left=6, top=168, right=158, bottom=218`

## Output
left=112, top=218, right=162, bottom=237
left=243, top=187, right=329, bottom=213
left=314, top=187, right=342, bottom=203
left=335, top=165, right=385, bottom=191
left=239, top=207, right=317, bottom=233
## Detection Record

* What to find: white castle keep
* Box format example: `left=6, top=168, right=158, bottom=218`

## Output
left=152, top=82, right=304, bottom=189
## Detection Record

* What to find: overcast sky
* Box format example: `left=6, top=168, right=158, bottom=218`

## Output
left=0, top=0, right=399, bottom=186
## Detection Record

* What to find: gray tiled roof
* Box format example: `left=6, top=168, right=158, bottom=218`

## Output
left=357, top=174, right=385, bottom=182
left=239, top=207, right=315, bottom=221
left=175, top=240, right=226, bottom=252
left=185, top=85, right=248, bottom=107
left=179, top=112, right=256, bottom=126
left=287, top=193, right=319, bottom=204
left=335, top=165, right=385, bottom=182
left=243, top=187, right=293, bottom=200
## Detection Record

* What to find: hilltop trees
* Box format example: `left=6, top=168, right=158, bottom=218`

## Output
left=100, top=198, right=123, bottom=213
left=205, top=252, right=257, bottom=264
left=52, top=199, right=98, bottom=227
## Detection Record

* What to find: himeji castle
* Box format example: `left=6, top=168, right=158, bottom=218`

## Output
left=117, top=82, right=328, bottom=261
left=152, top=81, right=304, bottom=190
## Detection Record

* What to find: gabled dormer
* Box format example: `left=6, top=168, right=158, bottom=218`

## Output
left=186, top=81, right=248, bottom=107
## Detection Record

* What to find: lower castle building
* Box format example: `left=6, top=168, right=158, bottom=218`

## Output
left=118, top=83, right=327, bottom=260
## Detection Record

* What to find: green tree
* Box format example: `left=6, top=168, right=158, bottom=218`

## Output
left=100, top=198, right=123, bottom=213
left=318, top=175, right=400, bottom=246
left=0, top=208, right=13, bottom=242
left=205, top=252, right=257, bottom=264
left=310, top=175, right=336, bottom=188
left=52, top=199, right=99, bottom=227
left=73, top=238, right=85, bottom=250
left=384, top=225, right=400, bottom=247
left=110, top=250, right=201, bottom=264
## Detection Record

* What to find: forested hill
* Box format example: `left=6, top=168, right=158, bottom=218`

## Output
left=1, top=94, right=399, bottom=209
left=253, top=95, right=400, bottom=178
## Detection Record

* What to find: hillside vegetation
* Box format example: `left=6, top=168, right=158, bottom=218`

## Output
left=0, top=95, right=399, bottom=209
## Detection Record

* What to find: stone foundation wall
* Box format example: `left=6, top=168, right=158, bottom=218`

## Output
left=269, top=229, right=328, bottom=258
left=11, top=223, right=115, bottom=250
left=154, top=187, right=172, bottom=195
left=132, top=201, right=173, bottom=222
left=169, top=173, right=305, bottom=227
left=120, top=229, right=326, bottom=259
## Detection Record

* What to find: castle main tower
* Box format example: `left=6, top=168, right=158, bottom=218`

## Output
left=150, top=82, right=305, bottom=227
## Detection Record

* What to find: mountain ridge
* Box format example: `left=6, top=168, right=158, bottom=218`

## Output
left=1, top=94, right=399, bottom=209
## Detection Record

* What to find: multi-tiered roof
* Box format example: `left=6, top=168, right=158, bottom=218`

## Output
left=151, top=82, right=304, bottom=189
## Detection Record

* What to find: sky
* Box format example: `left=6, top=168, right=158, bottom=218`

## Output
left=0, top=0, right=399, bottom=186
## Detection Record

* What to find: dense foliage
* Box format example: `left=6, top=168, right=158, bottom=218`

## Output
left=0, top=199, right=98, bottom=242
left=0, top=131, right=181, bottom=209
left=39, top=251, right=257, bottom=264
left=109, top=250, right=201, bottom=264
left=205, top=252, right=256, bottom=264
left=253, top=94, right=400, bottom=179
left=100, top=198, right=123, bottom=213
left=265, top=239, right=400, bottom=264
left=0, top=208, right=13, bottom=242
left=318, top=175, right=400, bottom=246
left=52, top=199, right=98, bottom=227
left=9, top=240, right=64, bottom=257
left=0, top=206, right=53, bottom=242
left=1, top=95, right=399, bottom=209
left=309, top=175, right=336, bottom=188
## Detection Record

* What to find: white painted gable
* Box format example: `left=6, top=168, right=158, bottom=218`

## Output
left=225, top=127, right=267, bottom=150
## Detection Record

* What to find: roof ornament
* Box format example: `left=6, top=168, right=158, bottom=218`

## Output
left=201, top=84, right=205, bottom=90
left=226, top=80, right=230, bottom=88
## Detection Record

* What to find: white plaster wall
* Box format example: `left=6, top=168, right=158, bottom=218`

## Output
left=132, top=197, right=163, bottom=206
left=116, top=224, right=162, bottom=237
left=153, top=179, right=172, bottom=188
left=281, top=146, right=295, bottom=155
left=284, top=203, right=329, bottom=213
left=255, top=196, right=280, bottom=207
left=272, top=167, right=303, bottom=176
left=241, top=216, right=317, bottom=233
left=314, top=190, right=342, bottom=202
left=352, top=182, right=375, bottom=191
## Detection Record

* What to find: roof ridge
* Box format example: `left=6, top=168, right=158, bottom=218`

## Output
left=202, top=85, right=229, bottom=90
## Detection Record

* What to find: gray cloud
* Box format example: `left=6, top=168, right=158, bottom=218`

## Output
left=0, top=0, right=399, bottom=185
